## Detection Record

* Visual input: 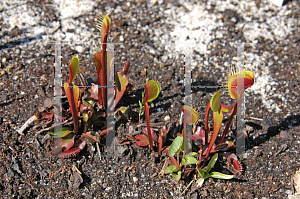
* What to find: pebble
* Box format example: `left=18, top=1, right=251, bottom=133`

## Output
left=164, top=115, right=170, bottom=121
left=286, top=190, right=293, bottom=195
left=75, top=46, right=85, bottom=53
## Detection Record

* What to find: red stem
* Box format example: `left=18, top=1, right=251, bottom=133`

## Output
left=204, top=102, right=210, bottom=146
left=144, top=101, right=155, bottom=153
left=204, top=111, right=221, bottom=159
left=217, top=97, right=243, bottom=145
left=99, top=41, right=107, bottom=109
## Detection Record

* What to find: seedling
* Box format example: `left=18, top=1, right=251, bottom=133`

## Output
left=196, top=153, right=234, bottom=187
left=164, top=135, right=198, bottom=181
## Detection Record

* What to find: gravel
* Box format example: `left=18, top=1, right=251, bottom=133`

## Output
left=0, top=0, right=300, bottom=198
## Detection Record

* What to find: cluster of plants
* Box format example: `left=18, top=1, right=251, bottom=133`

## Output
left=39, top=14, right=255, bottom=187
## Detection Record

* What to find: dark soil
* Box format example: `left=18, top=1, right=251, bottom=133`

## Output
left=0, top=0, right=300, bottom=198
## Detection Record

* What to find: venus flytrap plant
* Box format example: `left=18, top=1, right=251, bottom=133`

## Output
left=204, top=92, right=230, bottom=159
left=143, top=80, right=161, bottom=153
left=50, top=56, right=87, bottom=158
left=64, top=55, right=80, bottom=134
left=41, top=16, right=134, bottom=159
left=195, top=68, right=255, bottom=172
left=217, top=69, right=255, bottom=144
left=95, top=13, right=111, bottom=109
left=203, top=69, right=255, bottom=156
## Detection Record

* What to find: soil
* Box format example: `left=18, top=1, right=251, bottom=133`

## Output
left=0, top=0, right=300, bottom=198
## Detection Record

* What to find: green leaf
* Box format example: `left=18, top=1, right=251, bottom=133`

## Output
left=165, top=165, right=179, bottom=174
left=206, top=153, right=218, bottom=172
left=181, top=156, right=198, bottom=165
left=197, top=168, right=206, bottom=178
left=185, top=152, right=197, bottom=157
left=51, top=127, right=73, bottom=138
left=169, top=136, right=183, bottom=157
left=144, top=80, right=161, bottom=102
left=210, top=92, right=221, bottom=112
left=172, top=171, right=181, bottom=181
left=196, top=178, right=205, bottom=186
left=210, top=172, right=234, bottom=179
left=180, top=139, right=192, bottom=153
left=69, top=55, right=79, bottom=84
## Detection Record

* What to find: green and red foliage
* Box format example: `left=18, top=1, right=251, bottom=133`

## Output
left=64, top=56, right=80, bottom=134
left=95, top=14, right=111, bottom=109
left=48, top=15, right=133, bottom=158
left=162, top=69, right=255, bottom=183
left=39, top=15, right=256, bottom=189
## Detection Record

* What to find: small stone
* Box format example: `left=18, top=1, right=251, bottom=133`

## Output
left=286, top=190, right=293, bottom=195
left=2, top=57, right=6, bottom=64
left=161, top=55, right=168, bottom=62
left=133, top=176, right=138, bottom=183
left=164, top=115, right=170, bottom=121
left=149, top=49, right=156, bottom=55
left=75, top=46, right=85, bottom=53
left=119, top=35, right=124, bottom=42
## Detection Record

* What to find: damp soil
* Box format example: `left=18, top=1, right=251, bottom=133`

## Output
left=0, top=0, right=300, bottom=198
